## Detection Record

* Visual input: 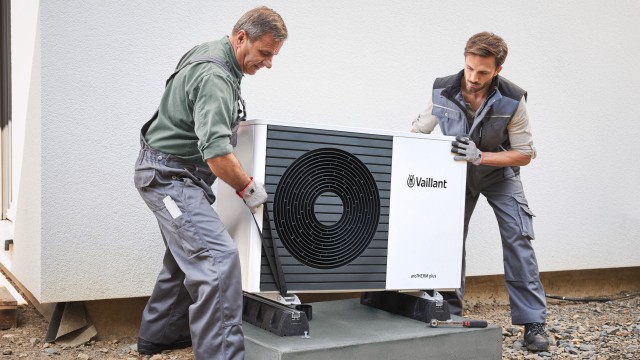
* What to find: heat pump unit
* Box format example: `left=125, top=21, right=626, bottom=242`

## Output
left=217, top=119, right=466, bottom=294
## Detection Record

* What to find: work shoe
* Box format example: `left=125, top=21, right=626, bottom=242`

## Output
left=523, top=323, right=550, bottom=351
left=137, top=337, right=192, bottom=355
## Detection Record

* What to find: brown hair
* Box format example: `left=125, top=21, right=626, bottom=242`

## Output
left=232, top=6, right=288, bottom=42
left=464, top=32, right=508, bottom=68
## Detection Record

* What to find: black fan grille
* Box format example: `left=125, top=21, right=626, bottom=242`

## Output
left=273, top=148, right=381, bottom=269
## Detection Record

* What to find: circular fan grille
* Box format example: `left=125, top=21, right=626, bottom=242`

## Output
left=273, top=148, right=380, bottom=269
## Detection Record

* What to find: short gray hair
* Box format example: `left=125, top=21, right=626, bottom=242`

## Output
left=232, top=6, right=288, bottom=42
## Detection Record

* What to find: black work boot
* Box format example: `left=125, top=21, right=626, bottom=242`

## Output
left=523, top=323, right=550, bottom=351
left=137, top=337, right=192, bottom=355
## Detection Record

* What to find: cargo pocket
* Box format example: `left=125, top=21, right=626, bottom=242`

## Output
left=513, top=193, right=535, bottom=240
left=171, top=214, right=209, bottom=259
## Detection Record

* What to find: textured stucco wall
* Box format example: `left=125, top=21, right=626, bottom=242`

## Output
left=20, top=0, right=640, bottom=302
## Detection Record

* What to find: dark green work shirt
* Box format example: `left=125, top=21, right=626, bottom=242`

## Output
left=145, top=36, right=244, bottom=165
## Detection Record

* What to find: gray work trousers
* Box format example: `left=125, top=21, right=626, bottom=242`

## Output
left=443, top=174, right=547, bottom=325
left=134, top=132, right=245, bottom=360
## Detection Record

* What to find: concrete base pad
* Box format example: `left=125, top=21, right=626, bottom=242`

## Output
left=244, top=298, right=501, bottom=360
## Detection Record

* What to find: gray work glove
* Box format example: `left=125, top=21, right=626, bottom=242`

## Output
left=451, top=135, right=483, bottom=165
left=238, top=178, right=268, bottom=213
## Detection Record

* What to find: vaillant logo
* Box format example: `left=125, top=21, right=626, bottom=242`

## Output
left=406, top=174, right=448, bottom=189
left=407, top=175, right=415, bottom=188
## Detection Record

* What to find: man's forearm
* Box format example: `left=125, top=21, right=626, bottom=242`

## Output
left=206, top=153, right=252, bottom=191
left=480, top=150, right=531, bottom=167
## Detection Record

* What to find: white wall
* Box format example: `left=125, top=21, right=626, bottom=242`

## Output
left=5, top=0, right=42, bottom=301
left=7, top=0, right=639, bottom=302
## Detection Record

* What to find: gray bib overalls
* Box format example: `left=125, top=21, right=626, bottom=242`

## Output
left=134, top=57, right=245, bottom=359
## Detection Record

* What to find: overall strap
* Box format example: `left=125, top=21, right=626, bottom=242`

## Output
left=165, top=56, right=232, bottom=86
left=144, top=55, right=243, bottom=133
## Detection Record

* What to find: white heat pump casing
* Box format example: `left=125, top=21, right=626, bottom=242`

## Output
left=217, top=119, right=466, bottom=294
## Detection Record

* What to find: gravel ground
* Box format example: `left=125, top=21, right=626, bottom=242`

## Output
left=468, top=292, right=639, bottom=360
left=0, top=293, right=638, bottom=359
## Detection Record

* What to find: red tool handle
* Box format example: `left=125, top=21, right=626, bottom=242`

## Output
left=462, top=320, right=488, bottom=328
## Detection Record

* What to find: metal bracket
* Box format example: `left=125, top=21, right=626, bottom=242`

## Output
left=3, top=239, right=12, bottom=251
left=257, top=292, right=302, bottom=306
left=400, top=289, right=445, bottom=306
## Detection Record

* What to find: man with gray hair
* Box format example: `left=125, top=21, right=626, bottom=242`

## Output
left=134, top=7, right=287, bottom=359
left=412, top=32, right=549, bottom=351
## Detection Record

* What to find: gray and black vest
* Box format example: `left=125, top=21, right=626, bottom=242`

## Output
left=431, top=70, right=527, bottom=192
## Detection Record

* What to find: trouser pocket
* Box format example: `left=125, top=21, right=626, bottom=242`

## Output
left=513, top=193, right=535, bottom=240
left=134, top=168, right=156, bottom=189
